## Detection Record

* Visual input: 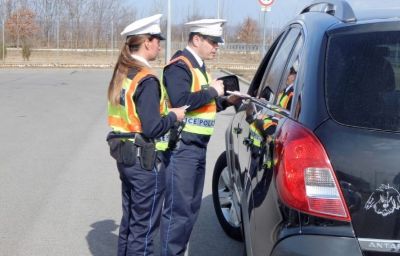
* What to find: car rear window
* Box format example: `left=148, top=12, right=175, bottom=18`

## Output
left=326, top=31, right=400, bottom=131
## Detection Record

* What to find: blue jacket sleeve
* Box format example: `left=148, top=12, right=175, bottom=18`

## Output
left=216, top=96, right=232, bottom=112
left=134, top=77, right=177, bottom=139
left=163, top=63, right=218, bottom=111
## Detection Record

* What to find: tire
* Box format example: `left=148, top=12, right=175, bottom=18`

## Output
left=212, top=152, right=243, bottom=241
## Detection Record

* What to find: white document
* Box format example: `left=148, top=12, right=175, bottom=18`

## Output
left=226, top=90, right=252, bottom=99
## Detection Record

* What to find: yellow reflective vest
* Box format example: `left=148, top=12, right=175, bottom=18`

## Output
left=168, top=55, right=217, bottom=136
left=249, top=116, right=278, bottom=169
left=155, top=83, right=170, bottom=151
left=108, top=68, right=168, bottom=142
left=249, top=116, right=278, bottom=148
left=277, top=84, right=294, bottom=110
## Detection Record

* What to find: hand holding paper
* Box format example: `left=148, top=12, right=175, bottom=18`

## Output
left=226, top=90, right=251, bottom=99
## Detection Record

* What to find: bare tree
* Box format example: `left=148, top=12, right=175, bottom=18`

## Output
left=185, top=0, right=204, bottom=23
left=4, top=0, right=13, bottom=17
left=1, top=0, right=265, bottom=51
left=32, top=0, right=63, bottom=47
left=88, top=0, right=115, bottom=48
left=112, top=2, right=137, bottom=47
left=235, top=17, right=260, bottom=44
left=0, top=0, right=7, bottom=18
left=5, top=7, right=39, bottom=47
left=64, top=0, right=89, bottom=49
left=149, top=0, right=163, bottom=14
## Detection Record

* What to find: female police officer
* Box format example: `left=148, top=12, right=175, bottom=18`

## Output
left=107, top=14, right=185, bottom=256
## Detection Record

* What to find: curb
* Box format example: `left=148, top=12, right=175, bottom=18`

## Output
left=0, top=64, right=252, bottom=86
left=0, top=63, right=114, bottom=68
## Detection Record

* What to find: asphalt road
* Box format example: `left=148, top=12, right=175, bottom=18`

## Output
left=0, top=68, right=248, bottom=256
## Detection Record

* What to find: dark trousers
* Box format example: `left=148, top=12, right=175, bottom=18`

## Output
left=160, top=142, right=207, bottom=256
left=117, top=158, right=165, bottom=256
left=159, top=150, right=172, bottom=170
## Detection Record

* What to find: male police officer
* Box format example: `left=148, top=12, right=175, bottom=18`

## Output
left=277, top=60, right=298, bottom=110
left=160, top=19, right=239, bottom=255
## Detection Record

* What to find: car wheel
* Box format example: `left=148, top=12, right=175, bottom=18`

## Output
left=212, top=152, right=243, bottom=241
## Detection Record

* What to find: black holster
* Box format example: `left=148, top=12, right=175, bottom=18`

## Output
left=106, top=132, right=156, bottom=170
left=168, top=121, right=184, bottom=150
left=107, top=132, right=137, bottom=166
left=134, top=134, right=156, bottom=171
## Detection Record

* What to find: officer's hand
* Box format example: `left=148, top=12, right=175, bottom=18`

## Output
left=226, top=94, right=242, bottom=105
left=169, top=107, right=186, bottom=122
left=210, top=79, right=224, bottom=96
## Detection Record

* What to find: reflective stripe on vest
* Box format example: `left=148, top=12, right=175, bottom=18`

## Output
left=168, top=55, right=216, bottom=136
left=155, top=132, right=169, bottom=151
left=249, top=117, right=278, bottom=148
left=108, top=69, right=165, bottom=137
left=249, top=123, right=263, bottom=148
left=278, top=84, right=294, bottom=110
left=155, top=80, right=170, bottom=151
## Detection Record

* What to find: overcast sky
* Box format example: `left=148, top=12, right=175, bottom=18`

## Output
left=127, top=0, right=400, bottom=29
left=128, top=0, right=309, bottom=26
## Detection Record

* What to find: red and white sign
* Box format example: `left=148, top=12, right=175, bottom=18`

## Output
left=258, top=0, right=274, bottom=7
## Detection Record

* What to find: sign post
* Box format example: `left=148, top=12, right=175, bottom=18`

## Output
left=2, top=19, right=4, bottom=62
left=259, top=0, right=274, bottom=56
left=166, top=0, right=171, bottom=64
left=258, top=0, right=274, bottom=7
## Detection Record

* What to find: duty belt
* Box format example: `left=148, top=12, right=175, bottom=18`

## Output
left=106, top=131, right=137, bottom=141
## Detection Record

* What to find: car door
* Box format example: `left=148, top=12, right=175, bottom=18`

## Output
left=227, top=32, right=284, bottom=196
left=246, top=26, right=303, bottom=255
left=226, top=29, right=287, bottom=255
left=239, top=26, right=303, bottom=256
left=229, top=108, right=246, bottom=196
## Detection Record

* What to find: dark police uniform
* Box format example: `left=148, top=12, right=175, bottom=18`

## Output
left=108, top=67, right=177, bottom=256
left=160, top=49, right=230, bottom=256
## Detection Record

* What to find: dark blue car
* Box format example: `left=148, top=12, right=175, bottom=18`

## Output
left=212, top=1, right=400, bottom=255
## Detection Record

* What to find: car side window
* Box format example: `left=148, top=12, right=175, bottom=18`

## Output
left=257, top=27, right=301, bottom=101
left=275, top=35, right=304, bottom=111
left=247, top=33, right=285, bottom=97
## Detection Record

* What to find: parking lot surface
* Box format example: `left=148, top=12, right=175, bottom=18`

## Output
left=0, top=69, right=245, bottom=256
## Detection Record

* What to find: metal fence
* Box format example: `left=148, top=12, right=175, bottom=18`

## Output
left=169, top=42, right=265, bottom=53
left=4, top=42, right=266, bottom=54
left=0, top=44, right=262, bottom=85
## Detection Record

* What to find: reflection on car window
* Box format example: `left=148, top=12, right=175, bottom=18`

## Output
left=277, top=65, right=296, bottom=110
left=257, top=27, right=301, bottom=101
left=327, top=31, right=400, bottom=131
left=276, top=36, right=303, bottom=111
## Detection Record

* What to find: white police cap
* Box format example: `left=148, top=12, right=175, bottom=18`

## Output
left=185, top=19, right=226, bottom=43
left=121, top=14, right=165, bottom=40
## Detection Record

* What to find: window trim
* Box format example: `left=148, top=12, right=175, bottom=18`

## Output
left=256, top=25, right=302, bottom=100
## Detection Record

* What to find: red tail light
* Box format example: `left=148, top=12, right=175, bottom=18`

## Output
left=274, top=119, right=351, bottom=222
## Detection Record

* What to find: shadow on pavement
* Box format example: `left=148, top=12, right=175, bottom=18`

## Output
left=86, top=219, right=119, bottom=256
left=188, top=195, right=243, bottom=256
left=86, top=196, right=243, bottom=256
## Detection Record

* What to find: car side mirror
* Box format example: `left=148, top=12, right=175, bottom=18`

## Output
left=217, top=75, right=240, bottom=96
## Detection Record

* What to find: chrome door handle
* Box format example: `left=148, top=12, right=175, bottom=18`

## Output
left=233, top=125, right=242, bottom=134
left=243, top=138, right=253, bottom=147
left=233, top=127, right=242, bottom=134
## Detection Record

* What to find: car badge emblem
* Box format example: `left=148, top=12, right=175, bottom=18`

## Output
left=364, top=184, right=400, bottom=217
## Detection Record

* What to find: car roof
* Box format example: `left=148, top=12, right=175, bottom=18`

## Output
left=299, top=1, right=400, bottom=26
left=355, top=8, right=400, bottom=22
